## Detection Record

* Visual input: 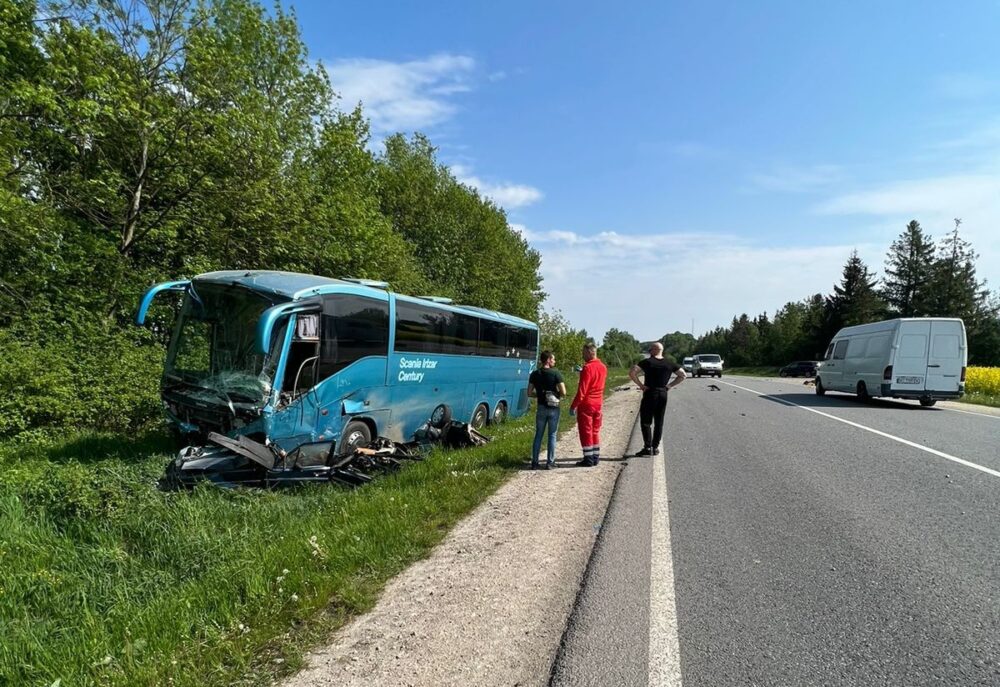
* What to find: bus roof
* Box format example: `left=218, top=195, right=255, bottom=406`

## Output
left=193, top=270, right=536, bottom=329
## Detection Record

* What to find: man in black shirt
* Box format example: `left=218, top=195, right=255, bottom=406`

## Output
left=527, top=350, right=567, bottom=469
left=629, top=342, right=687, bottom=456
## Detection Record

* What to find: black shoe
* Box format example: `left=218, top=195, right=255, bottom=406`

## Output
left=544, top=463, right=554, bottom=470
left=575, top=459, right=595, bottom=467
left=635, top=447, right=653, bottom=456
left=652, top=449, right=660, bottom=456
left=531, top=463, right=539, bottom=470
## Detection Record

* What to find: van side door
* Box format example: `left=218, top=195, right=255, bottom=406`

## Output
left=926, top=320, right=964, bottom=394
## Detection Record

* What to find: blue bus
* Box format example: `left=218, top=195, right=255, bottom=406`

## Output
left=136, top=271, right=539, bottom=465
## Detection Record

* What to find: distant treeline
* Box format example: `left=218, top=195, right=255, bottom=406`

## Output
left=0, top=0, right=542, bottom=437
left=656, top=221, right=1000, bottom=367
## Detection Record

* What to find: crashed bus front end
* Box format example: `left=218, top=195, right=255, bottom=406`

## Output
left=137, top=271, right=532, bottom=487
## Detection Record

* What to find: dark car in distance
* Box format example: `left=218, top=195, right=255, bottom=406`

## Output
left=779, top=361, right=819, bottom=377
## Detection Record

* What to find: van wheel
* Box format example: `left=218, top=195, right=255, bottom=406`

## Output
left=815, top=377, right=826, bottom=396
left=471, top=403, right=489, bottom=429
left=491, top=401, right=508, bottom=424
left=919, top=397, right=937, bottom=407
left=338, top=420, right=371, bottom=455
left=856, top=381, right=871, bottom=402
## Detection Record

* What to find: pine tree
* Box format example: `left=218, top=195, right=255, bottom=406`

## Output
left=926, top=221, right=997, bottom=363
left=825, top=250, right=886, bottom=330
left=927, top=221, right=988, bottom=320
left=882, top=220, right=936, bottom=316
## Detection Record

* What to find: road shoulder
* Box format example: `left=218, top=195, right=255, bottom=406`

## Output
left=282, top=387, right=641, bottom=687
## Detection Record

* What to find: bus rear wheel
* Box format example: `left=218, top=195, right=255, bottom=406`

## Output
left=492, top=401, right=508, bottom=425
left=471, top=403, right=489, bottom=429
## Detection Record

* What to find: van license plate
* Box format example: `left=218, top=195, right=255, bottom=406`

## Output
left=896, top=376, right=922, bottom=384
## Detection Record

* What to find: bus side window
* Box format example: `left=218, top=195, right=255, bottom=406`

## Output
left=478, top=320, right=507, bottom=357
left=319, top=296, right=390, bottom=380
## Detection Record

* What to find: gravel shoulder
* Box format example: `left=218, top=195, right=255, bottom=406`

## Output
left=282, top=387, right=641, bottom=687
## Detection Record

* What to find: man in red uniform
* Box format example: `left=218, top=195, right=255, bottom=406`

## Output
left=570, top=342, right=608, bottom=467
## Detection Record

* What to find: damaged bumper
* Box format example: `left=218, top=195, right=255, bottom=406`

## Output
left=163, top=421, right=490, bottom=489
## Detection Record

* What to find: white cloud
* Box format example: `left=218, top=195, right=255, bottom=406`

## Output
left=815, top=172, right=1000, bottom=294
left=934, top=73, right=998, bottom=100
left=328, top=54, right=476, bottom=133
left=525, top=227, right=883, bottom=344
left=748, top=164, right=844, bottom=193
left=451, top=164, right=543, bottom=209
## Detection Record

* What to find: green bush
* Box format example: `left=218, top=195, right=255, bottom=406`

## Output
left=0, top=321, right=163, bottom=439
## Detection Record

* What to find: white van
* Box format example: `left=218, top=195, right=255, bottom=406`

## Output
left=815, top=318, right=966, bottom=407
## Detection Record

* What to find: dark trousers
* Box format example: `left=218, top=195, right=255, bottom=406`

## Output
left=639, top=388, right=669, bottom=449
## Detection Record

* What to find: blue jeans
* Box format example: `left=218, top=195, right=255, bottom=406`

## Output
left=532, top=405, right=561, bottom=466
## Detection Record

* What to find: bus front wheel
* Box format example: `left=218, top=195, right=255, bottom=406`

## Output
left=471, top=403, right=489, bottom=429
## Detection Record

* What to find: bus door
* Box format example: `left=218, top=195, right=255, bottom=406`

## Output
left=268, top=312, right=323, bottom=451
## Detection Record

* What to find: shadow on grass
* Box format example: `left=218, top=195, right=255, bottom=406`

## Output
left=37, top=430, right=177, bottom=464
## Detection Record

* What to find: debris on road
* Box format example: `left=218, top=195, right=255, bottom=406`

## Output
left=707, top=384, right=721, bottom=391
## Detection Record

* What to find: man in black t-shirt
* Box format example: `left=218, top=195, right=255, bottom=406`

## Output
left=629, top=342, right=687, bottom=456
left=527, top=351, right=567, bottom=469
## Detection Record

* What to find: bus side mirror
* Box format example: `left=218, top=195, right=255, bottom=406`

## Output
left=257, top=300, right=321, bottom=354
left=135, top=280, right=190, bottom=325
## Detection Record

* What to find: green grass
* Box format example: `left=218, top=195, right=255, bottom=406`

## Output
left=0, top=370, right=629, bottom=687
left=956, top=391, right=1000, bottom=409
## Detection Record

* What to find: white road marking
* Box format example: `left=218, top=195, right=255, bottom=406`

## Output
left=752, top=376, right=1000, bottom=421
left=939, top=404, right=1000, bottom=421
left=720, top=380, right=1000, bottom=480
left=649, top=451, right=683, bottom=686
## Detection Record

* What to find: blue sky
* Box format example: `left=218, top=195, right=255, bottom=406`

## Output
left=288, top=0, right=1000, bottom=342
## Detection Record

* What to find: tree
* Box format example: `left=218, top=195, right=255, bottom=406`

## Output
left=926, top=221, right=996, bottom=363
left=376, top=133, right=542, bottom=319
left=724, top=314, right=761, bottom=367
left=926, top=222, right=988, bottom=320
left=658, top=331, right=696, bottom=361
left=599, top=328, right=642, bottom=368
left=538, top=309, right=589, bottom=371
left=825, top=250, right=886, bottom=331
left=882, top=220, right=936, bottom=316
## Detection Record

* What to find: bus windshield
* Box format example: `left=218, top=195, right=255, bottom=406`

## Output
left=164, top=284, right=283, bottom=405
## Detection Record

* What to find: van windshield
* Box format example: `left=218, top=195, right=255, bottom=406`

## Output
left=699, top=355, right=722, bottom=363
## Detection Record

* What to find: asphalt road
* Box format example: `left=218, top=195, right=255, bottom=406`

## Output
left=550, top=375, right=1000, bottom=686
